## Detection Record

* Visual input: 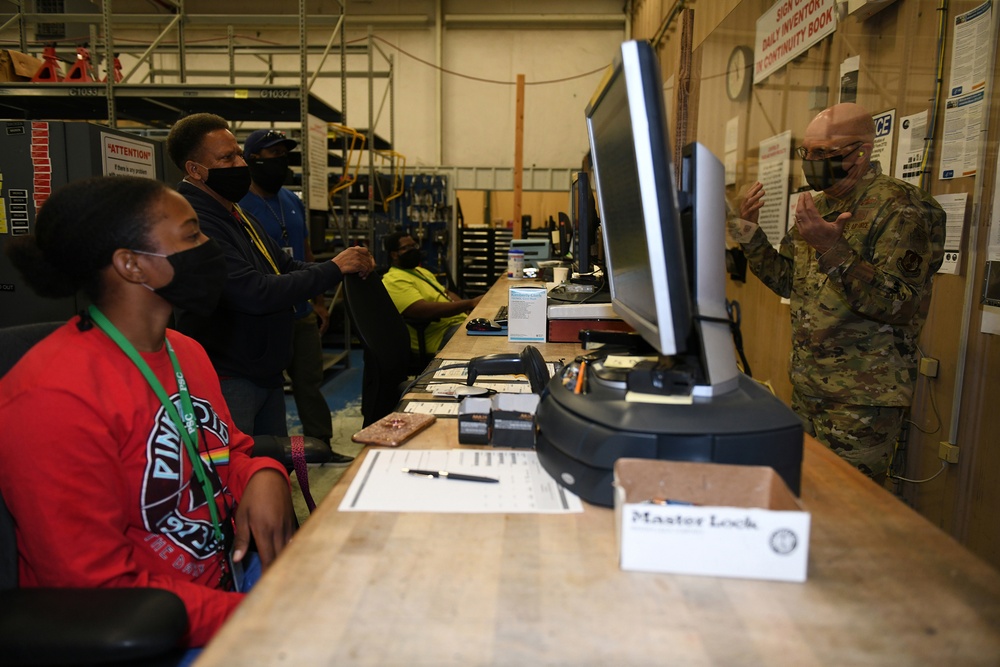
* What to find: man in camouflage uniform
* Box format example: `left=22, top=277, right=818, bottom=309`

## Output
left=729, top=103, right=945, bottom=483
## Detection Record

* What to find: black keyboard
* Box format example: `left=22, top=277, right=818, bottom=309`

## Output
left=494, top=305, right=509, bottom=324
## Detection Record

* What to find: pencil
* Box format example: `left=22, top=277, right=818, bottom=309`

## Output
left=574, top=360, right=587, bottom=394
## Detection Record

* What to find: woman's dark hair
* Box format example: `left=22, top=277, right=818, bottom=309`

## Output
left=4, top=176, right=169, bottom=302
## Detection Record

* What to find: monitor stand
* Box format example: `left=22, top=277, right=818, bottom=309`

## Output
left=535, top=353, right=804, bottom=507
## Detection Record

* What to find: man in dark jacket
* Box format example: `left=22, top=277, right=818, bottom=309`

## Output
left=166, top=113, right=373, bottom=459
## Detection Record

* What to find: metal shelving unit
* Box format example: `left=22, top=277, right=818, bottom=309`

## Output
left=0, top=1, right=365, bottom=368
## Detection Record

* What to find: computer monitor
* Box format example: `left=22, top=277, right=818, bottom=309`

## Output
left=585, top=39, right=692, bottom=357
left=533, top=41, right=802, bottom=507
left=570, top=171, right=599, bottom=277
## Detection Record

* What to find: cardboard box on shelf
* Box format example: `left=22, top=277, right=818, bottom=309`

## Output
left=614, top=459, right=810, bottom=582
left=0, top=50, right=45, bottom=82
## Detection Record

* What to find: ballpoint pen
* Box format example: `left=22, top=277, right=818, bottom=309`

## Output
left=402, top=468, right=499, bottom=483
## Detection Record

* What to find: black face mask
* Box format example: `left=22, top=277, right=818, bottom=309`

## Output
left=397, top=248, right=422, bottom=270
left=135, top=239, right=228, bottom=316
left=248, top=156, right=290, bottom=194
left=202, top=165, right=252, bottom=203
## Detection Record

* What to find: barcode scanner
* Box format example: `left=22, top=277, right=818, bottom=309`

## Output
left=466, top=345, right=550, bottom=394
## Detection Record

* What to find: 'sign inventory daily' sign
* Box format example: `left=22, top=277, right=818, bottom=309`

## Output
left=754, top=0, right=837, bottom=84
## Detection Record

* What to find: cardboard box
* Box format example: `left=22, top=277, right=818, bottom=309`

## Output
left=507, top=286, right=547, bottom=343
left=490, top=393, right=540, bottom=448
left=458, top=397, right=492, bottom=445
left=0, top=50, right=44, bottom=82
left=613, top=459, right=810, bottom=582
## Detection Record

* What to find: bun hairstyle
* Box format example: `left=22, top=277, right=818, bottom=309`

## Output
left=5, top=176, right=169, bottom=302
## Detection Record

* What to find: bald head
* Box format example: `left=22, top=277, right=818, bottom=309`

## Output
left=804, top=103, right=876, bottom=146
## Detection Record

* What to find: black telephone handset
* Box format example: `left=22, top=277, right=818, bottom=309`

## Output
left=466, top=346, right=550, bottom=394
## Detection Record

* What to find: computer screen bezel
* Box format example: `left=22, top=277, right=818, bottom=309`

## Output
left=584, top=39, right=693, bottom=356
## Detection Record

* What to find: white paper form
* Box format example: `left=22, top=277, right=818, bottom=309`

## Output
left=940, top=89, right=985, bottom=180
left=948, top=1, right=992, bottom=97
left=401, top=401, right=461, bottom=416
left=338, top=449, right=584, bottom=514
left=757, top=131, right=792, bottom=247
left=934, top=192, right=968, bottom=275
left=427, top=381, right=534, bottom=395
left=432, top=360, right=560, bottom=382
left=894, top=110, right=928, bottom=186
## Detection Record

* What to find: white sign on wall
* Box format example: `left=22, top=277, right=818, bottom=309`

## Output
left=101, top=132, right=156, bottom=179
left=754, top=0, right=838, bottom=84
left=871, top=109, right=895, bottom=175
left=307, top=113, right=328, bottom=211
left=757, top=130, right=792, bottom=246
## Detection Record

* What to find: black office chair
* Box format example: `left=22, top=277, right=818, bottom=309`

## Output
left=0, top=321, right=188, bottom=666
left=342, top=273, right=417, bottom=426
left=403, top=316, right=437, bottom=375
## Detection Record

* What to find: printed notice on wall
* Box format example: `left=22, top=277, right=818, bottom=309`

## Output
left=871, top=109, right=895, bottom=175
left=307, top=113, right=327, bottom=211
left=939, top=90, right=984, bottom=179
left=949, top=0, right=992, bottom=97
left=935, top=192, right=968, bottom=275
left=102, top=133, right=156, bottom=179
left=754, top=0, right=837, bottom=84
left=839, top=55, right=859, bottom=103
left=757, top=131, right=792, bottom=247
left=894, top=110, right=928, bottom=186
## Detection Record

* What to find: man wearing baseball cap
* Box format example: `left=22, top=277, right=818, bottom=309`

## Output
left=239, top=128, right=354, bottom=466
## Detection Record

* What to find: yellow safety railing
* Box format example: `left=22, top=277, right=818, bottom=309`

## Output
left=374, top=149, right=406, bottom=212
left=327, top=124, right=365, bottom=206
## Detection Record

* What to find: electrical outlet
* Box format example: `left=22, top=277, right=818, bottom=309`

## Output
left=919, top=357, right=939, bottom=377
left=938, top=441, right=960, bottom=464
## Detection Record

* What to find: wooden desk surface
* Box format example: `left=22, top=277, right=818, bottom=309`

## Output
left=197, top=279, right=1000, bottom=666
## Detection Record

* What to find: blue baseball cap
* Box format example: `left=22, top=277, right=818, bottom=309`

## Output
left=244, top=129, right=297, bottom=157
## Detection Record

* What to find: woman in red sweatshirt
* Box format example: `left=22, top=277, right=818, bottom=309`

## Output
left=0, top=176, right=294, bottom=649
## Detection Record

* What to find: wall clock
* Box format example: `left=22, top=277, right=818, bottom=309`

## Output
left=726, top=45, right=754, bottom=102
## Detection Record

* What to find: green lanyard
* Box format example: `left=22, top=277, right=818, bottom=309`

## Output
left=398, top=267, right=450, bottom=300
left=88, top=305, right=225, bottom=545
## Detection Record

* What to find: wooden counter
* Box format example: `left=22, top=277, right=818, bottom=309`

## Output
left=196, top=278, right=1000, bottom=666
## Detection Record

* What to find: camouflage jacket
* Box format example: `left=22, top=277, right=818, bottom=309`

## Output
left=740, top=163, right=946, bottom=405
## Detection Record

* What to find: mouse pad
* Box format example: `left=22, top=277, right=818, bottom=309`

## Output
left=466, top=328, right=507, bottom=336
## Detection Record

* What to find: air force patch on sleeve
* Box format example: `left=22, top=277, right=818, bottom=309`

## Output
left=897, top=250, right=923, bottom=278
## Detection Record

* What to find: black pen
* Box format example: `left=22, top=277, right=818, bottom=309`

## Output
left=402, top=468, right=499, bottom=483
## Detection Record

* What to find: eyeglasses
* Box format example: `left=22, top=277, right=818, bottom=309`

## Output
left=795, top=141, right=862, bottom=160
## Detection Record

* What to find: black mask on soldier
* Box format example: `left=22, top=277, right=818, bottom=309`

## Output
left=200, top=165, right=252, bottom=203
left=134, top=239, right=228, bottom=316
left=398, top=248, right=422, bottom=270
left=248, top=156, right=290, bottom=194
left=801, top=142, right=863, bottom=192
